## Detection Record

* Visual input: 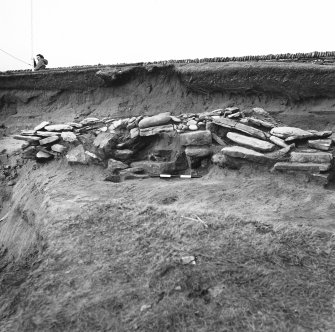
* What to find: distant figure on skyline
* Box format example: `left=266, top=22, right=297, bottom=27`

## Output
left=33, top=54, right=48, bottom=71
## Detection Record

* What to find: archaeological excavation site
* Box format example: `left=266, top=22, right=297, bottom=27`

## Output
left=1, top=54, right=335, bottom=331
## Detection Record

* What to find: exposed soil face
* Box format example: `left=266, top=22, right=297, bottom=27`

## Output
left=1, top=61, right=335, bottom=331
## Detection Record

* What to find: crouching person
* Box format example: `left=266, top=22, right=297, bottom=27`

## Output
left=33, top=54, right=48, bottom=71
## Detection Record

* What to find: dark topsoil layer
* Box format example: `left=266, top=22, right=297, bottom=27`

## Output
left=1, top=61, right=335, bottom=136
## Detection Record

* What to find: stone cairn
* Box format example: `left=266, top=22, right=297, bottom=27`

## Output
left=12, top=107, right=335, bottom=185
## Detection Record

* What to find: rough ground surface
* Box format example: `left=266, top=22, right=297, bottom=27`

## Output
left=0, top=159, right=335, bottom=331
left=1, top=61, right=335, bottom=331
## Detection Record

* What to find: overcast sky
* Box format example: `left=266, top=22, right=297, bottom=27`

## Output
left=1, top=0, right=334, bottom=71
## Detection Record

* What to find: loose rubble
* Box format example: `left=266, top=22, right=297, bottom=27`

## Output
left=8, top=105, right=334, bottom=186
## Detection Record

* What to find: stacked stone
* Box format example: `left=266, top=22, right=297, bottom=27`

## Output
left=11, top=106, right=335, bottom=185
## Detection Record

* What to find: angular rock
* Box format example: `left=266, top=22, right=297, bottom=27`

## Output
left=109, top=119, right=128, bottom=131
left=85, top=151, right=101, bottom=162
left=185, top=146, right=212, bottom=158
left=269, top=135, right=288, bottom=148
left=80, top=117, right=100, bottom=125
left=45, top=124, right=73, bottom=132
left=187, top=119, right=198, bottom=126
left=308, top=130, right=332, bottom=139
left=251, top=107, right=269, bottom=116
left=211, top=153, right=228, bottom=167
left=51, top=144, right=66, bottom=153
left=139, top=124, right=174, bottom=136
left=37, top=131, right=62, bottom=137
left=180, top=130, right=212, bottom=146
left=308, top=139, right=332, bottom=151
left=39, top=136, right=59, bottom=146
left=119, top=167, right=145, bottom=176
left=227, top=132, right=275, bottom=152
left=224, top=107, right=239, bottom=115
left=61, top=131, right=77, bottom=142
left=273, top=162, right=331, bottom=172
left=247, top=117, right=275, bottom=129
left=34, top=121, right=50, bottom=131
left=227, top=112, right=241, bottom=119
left=171, top=115, right=181, bottom=123
left=213, top=118, right=268, bottom=140
left=138, top=112, right=171, bottom=129
left=93, top=132, right=118, bottom=149
left=107, top=159, right=129, bottom=173
left=270, top=127, right=311, bottom=139
left=66, top=145, right=88, bottom=164
left=291, top=151, right=333, bottom=163
left=221, top=146, right=266, bottom=163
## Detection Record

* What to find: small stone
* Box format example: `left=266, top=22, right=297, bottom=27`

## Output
left=188, top=124, right=198, bottom=131
left=109, top=119, right=127, bottom=131
left=308, top=139, right=332, bottom=151
left=130, top=127, right=139, bottom=139
left=99, top=126, right=108, bottom=132
left=211, top=133, right=227, bottom=146
left=45, top=124, right=73, bottom=132
left=252, top=107, right=269, bottom=116
left=181, top=256, right=196, bottom=265
left=187, top=119, right=198, bottom=126
left=34, top=121, right=50, bottom=131
left=211, top=153, right=228, bottom=167
left=140, top=304, right=152, bottom=312
left=138, top=112, right=171, bottom=129
left=61, top=132, right=77, bottom=142
left=225, top=107, right=240, bottom=114
left=170, top=115, right=181, bottom=123
left=80, top=117, right=100, bottom=125
left=227, top=112, right=241, bottom=119
left=51, top=144, right=66, bottom=153
left=175, top=286, right=182, bottom=291
left=36, top=150, right=53, bottom=159
left=7, top=180, right=16, bottom=186
left=39, top=136, right=59, bottom=145
left=85, top=151, right=101, bottom=161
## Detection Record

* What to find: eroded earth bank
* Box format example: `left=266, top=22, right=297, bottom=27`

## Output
left=0, top=61, right=335, bottom=331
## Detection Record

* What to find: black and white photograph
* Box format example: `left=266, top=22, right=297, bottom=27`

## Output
left=1, top=0, right=335, bottom=331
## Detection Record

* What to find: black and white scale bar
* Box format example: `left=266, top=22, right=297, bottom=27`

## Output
left=152, top=174, right=202, bottom=179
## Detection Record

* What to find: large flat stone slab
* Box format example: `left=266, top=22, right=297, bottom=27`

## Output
left=93, top=132, right=119, bottom=149
left=291, top=151, right=333, bottom=163
left=213, top=118, right=268, bottom=140
left=221, top=146, right=265, bottom=162
left=13, top=135, right=41, bottom=143
left=270, top=127, right=312, bottom=139
left=138, top=112, right=171, bottom=129
left=273, top=162, right=331, bottom=172
left=39, top=136, right=59, bottom=145
left=269, top=135, right=288, bottom=148
left=45, top=124, right=73, bottom=131
left=227, top=132, right=275, bottom=152
left=247, top=117, right=275, bottom=129
left=34, top=121, right=50, bottom=131
left=180, top=130, right=212, bottom=146
left=139, top=124, right=174, bottom=136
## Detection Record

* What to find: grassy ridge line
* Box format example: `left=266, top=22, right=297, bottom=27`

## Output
left=2, top=50, right=335, bottom=75
left=3, top=200, right=334, bottom=331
